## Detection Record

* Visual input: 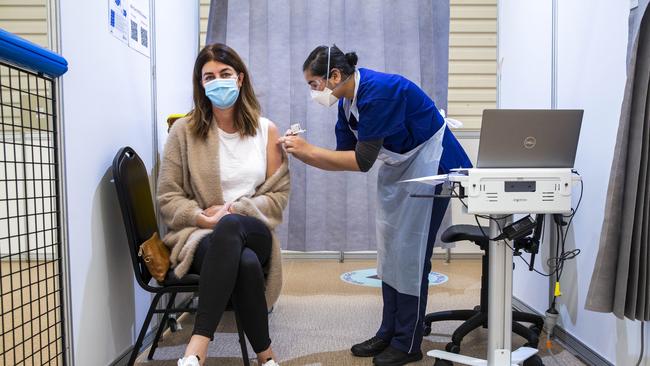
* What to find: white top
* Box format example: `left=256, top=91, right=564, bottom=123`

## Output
left=343, top=69, right=361, bottom=121
left=218, top=117, right=269, bottom=203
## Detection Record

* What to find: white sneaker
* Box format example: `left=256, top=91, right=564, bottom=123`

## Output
left=261, top=359, right=280, bottom=366
left=177, top=355, right=200, bottom=366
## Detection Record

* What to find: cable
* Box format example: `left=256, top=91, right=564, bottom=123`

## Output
left=474, top=214, right=497, bottom=240
left=471, top=213, right=552, bottom=278
left=561, top=176, right=583, bottom=218
left=450, top=185, right=468, bottom=209
left=470, top=213, right=578, bottom=279
left=471, top=208, right=582, bottom=280
left=541, top=215, right=546, bottom=248
left=636, top=321, right=645, bottom=366
left=472, top=213, right=513, bottom=242
left=546, top=249, right=581, bottom=275
left=517, top=253, right=556, bottom=277
left=474, top=215, right=555, bottom=277
left=460, top=172, right=584, bottom=366
left=555, top=218, right=561, bottom=277
left=477, top=213, right=513, bottom=220
left=558, top=181, right=583, bottom=275
left=549, top=177, right=584, bottom=306
left=462, top=175, right=584, bottom=283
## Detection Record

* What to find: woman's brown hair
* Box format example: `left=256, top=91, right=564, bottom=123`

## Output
left=189, top=43, right=260, bottom=139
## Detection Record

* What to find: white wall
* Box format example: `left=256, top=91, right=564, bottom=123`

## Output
left=443, top=0, right=551, bottom=256
left=498, top=0, right=555, bottom=321
left=439, top=0, right=553, bottom=257
left=58, top=0, right=197, bottom=365
left=153, top=0, right=199, bottom=311
left=154, top=1, right=197, bottom=154
left=555, top=2, right=649, bottom=365
left=500, top=1, right=649, bottom=365
left=498, top=1, right=553, bottom=109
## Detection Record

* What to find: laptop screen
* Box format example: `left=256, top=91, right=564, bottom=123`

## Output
left=477, top=109, right=583, bottom=169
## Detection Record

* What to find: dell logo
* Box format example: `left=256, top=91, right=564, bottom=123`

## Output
left=523, top=136, right=537, bottom=149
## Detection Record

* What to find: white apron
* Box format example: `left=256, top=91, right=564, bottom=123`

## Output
left=349, top=123, right=446, bottom=296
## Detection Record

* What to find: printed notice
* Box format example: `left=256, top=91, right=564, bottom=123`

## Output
left=127, top=0, right=151, bottom=57
left=108, top=0, right=128, bottom=44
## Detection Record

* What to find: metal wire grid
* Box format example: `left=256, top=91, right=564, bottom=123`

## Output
left=0, top=61, right=65, bottom=366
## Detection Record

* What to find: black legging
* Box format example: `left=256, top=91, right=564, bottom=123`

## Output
left=189, top=214, right=272, bottom=353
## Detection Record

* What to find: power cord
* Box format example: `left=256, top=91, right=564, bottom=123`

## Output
left=450, top=185, right=468, bottom=209
left=550, top=178, right=583, bottom=308
left=466, top=180, right=583, bottom=281
left=452, top=173, right=584, bottom=280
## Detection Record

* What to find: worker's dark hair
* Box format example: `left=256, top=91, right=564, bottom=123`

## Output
left=303, top=44, right=357, bottom=78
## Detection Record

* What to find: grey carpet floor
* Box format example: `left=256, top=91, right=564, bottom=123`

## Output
left=136, top=260, right=586, bottom=366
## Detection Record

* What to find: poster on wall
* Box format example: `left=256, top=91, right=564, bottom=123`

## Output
left=127, top=0, right=151, bottom=57
left=108, top=0, right=128, bottom=44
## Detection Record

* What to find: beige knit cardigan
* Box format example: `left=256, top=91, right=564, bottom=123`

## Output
left=157, top=117, right=290, bottom=309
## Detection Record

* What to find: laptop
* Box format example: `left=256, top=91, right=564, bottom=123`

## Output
left=476, top=109, right=583, bottom=168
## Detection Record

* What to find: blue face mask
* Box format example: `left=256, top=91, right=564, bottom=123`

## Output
left=204, top=78, right=240, bottom=109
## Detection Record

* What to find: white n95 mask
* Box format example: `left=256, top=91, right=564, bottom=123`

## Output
left=311, top=87, right=339, bottom=107
left=310, top=46, right=340, bottom=107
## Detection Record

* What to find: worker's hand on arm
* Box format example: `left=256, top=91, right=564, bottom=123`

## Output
left=278, top=134, right=314, bottom=161
left=278, top=132, right=360, bottom=172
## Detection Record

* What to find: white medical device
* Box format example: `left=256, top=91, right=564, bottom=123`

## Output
left=448, top=168, right=581, bottom=215
left=428, top=168, right=581, bottom=366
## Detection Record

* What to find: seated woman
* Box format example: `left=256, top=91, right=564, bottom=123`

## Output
left=157, top=43, right=289, bottom=366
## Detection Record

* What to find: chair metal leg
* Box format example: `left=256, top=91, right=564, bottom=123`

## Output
left=425, top=309, right=480, bottom=326
left=233, top=306, right=250, bottom=366
left=513, top=310, right=544, bottom=329
left=148, top=292, right=177, bottom=360
left=451, top=312, right=488, bottom=346
left=129, top=292, right=163, bottom=366
left=513, top=321, right=539, bottom=348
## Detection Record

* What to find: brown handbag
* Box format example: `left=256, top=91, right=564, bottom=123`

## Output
left=138, top=232, right=170, bottom=283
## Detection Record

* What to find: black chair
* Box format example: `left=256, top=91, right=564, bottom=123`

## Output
left=425, top=225, right=544, bottom=366
left=112, top=146, right=251, bottom=366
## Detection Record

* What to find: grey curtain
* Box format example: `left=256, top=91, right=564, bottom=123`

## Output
left=585, top=1, right=650, bottom=321
left=206, top=0, right=450, bottom=251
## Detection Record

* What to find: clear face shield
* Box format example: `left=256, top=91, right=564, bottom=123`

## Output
left=310, top=46, right=341, bottom=107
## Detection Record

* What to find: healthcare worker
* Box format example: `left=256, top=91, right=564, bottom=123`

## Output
left=279, top=45, right=472, bottom=366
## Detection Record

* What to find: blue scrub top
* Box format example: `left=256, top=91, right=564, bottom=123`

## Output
left=335, top=68, right=472, bottom=173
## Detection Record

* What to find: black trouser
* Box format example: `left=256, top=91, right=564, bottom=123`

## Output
left=376, top=184, right=450, bottom=353
left=190, top=214, right=272, bottom=353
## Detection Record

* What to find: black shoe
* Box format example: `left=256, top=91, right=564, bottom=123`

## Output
left=351, top=336, right=390, bottom=357
left=372, top=346, right=423, bottom=366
